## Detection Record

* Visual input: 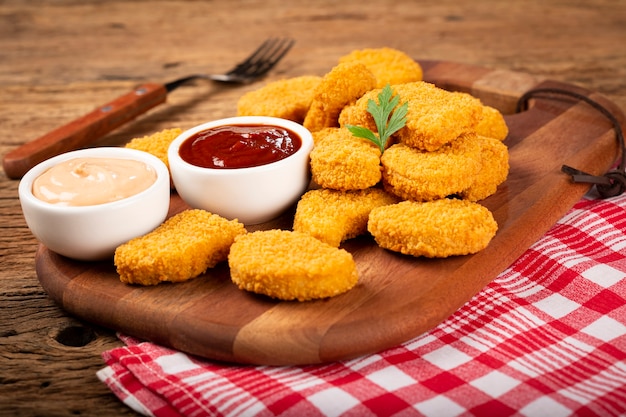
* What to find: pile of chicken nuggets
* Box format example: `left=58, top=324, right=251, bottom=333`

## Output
left=114, top=47, right=509, bottom=302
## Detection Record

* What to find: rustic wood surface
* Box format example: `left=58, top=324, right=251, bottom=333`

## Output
left=1, top=0, right=625, bottom=415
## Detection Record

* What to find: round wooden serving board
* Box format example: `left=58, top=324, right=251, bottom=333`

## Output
left=36, top=60, right=625, bottom=365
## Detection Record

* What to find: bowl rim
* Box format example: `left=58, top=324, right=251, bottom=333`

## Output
left=168, top=116, right=314, bottom=176
left=18, top=147, right=170, bottom=213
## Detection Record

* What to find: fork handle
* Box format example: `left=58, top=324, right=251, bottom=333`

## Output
left=2, top=82, right=168, bottom=179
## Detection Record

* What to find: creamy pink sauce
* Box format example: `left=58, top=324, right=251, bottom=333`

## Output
left=32, top=157, right=157, bottom=206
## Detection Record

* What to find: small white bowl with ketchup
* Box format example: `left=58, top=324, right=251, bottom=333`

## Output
left=18, top=147, right=170, bottom=261
left=168, top=116, right=314, bottom=225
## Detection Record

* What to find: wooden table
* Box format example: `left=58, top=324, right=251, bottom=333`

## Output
left=1, top=0, right=625, bottom=415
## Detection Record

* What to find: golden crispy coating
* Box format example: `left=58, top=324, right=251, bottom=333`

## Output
left=228, top=229, right=358, bottom=301
left=339, top=82, right=484, bottom=151
left=303, top=62, right=377, bottom=132
left=461, top=136, right=510, bottom=202
left=125, top=128, right=182, bottom=172
left=293, top=188, right=399, bottom=247
left=115, top=209, right=247, bottom=286
left=339, top=47, right=423, bottom=88
left=310, top=127, right=382, bottom=191
left=368, top=199, right=498, bottom=258
left=236, top=76, right=322, bottom=123
left=475, top=105, right=509, bottom=141
left=311, top=127, right=341, bottom=146
left=381, top=132, right=482, bottom=201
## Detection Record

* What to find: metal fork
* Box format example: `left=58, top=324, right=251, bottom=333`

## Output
left=167, top=38, right=295, bottom=89
left=2, top=38, right=296, bottom=179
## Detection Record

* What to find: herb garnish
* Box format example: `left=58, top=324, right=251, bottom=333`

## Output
left=346, top=84, right=408, bottom=154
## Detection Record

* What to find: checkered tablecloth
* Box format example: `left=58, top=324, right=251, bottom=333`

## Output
left=97, top=191, right=626, bottom=417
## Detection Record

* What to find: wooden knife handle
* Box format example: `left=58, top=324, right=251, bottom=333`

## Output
left=2, top=82, right=168, bottom=179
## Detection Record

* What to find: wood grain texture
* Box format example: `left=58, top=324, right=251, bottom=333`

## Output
left=2, top=0, right=625, bottom=414
left=35, top=61, right=624, bottom=365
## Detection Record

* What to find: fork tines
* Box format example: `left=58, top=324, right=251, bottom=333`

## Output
left=229, top=38, right=295, bottom=80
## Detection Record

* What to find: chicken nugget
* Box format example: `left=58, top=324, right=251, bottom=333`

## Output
left=368, top=199, right=498, bottom=258
left=310, top=127, right=382, bottom=190
left=293, top=188, right=399, bottom=247
left=395, top=83, right=484, bottom=150
left=303, top=62, right=377, bottom=132
left=115, top=209, right=247, bottom=286
left=339, top=82, right=484, bottom=151
left=236, top=76, right=322, bottom=123
left=460, top=136, right=509, bottom=201
left=381, top=132, right=482, bottom=201
left=229, top=229, right=358, bottom=301
left=475, top=105, right=509, bottom=141
left=125, top=128, right=182, bottom=172
left=339, top=47, right=423, bottom=88
left=311, top=127, right=340, bottom=146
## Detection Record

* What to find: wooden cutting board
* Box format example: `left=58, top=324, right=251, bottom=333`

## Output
left=36, top=60, right=625, bottom=365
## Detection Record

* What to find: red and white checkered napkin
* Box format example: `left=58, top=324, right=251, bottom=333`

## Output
left=98, top=193, right=626, bottom=417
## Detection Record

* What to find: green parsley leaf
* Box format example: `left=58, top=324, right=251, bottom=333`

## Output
left=346, top=84, right=407, bottom=154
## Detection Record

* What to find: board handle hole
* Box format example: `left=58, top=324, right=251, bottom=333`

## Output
left=55, top=325, right=96, bottom=347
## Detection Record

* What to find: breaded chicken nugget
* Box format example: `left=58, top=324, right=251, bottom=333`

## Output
left=236, top=76, right=322, bottom=123
left=311, top=127, right=340, bottom=146
left=381, top=132, right=482, bottom=201
left=303, top=62, right=377, bottom=132
left=368, top=199, right=498, bottom=258
left=115, top=209, right=247, bottom=286
left=339, top=47, right=423, bottom=88
left=229, top=230, right=358, bottom=301
left=339, top=82, right=484, bottom=151
left=293, top=188, right=399, bottom=247
left=461, top=136, right=510, bottom=201
left=125, top=128, right=182, bottom=172
left=310, top=127, right=382, bottom=190
left=475, top=105, right=509, bottom=141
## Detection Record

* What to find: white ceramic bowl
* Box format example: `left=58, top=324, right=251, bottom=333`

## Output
left=19, top=147, right=171, bottom=261
left=168, top=116, right=314, bottom=224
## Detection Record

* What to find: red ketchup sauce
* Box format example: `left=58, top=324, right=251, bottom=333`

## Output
left=179, top=124, right=302, bottom=169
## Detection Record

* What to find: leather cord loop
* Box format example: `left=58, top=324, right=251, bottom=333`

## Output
left=516, top=88, right=626, bottom=198
left=597, top=170, right=626, bottom=198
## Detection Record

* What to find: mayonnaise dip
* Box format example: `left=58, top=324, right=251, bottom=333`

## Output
left=32, top=157, right=157, bottom=206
